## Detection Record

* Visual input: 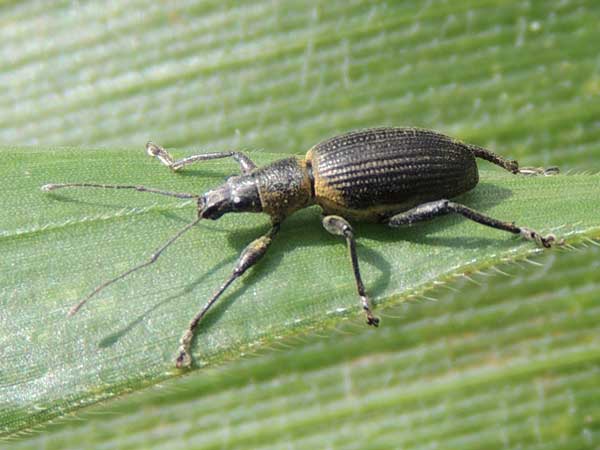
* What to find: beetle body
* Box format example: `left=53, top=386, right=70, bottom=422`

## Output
left=210, top=127, right=481, bottom=223
left=44, top=126, right=560, bottom=368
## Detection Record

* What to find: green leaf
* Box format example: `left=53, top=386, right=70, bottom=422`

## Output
left=2, top=0, right=600, bottom=446
left=1, top=146, right=600, bottom=439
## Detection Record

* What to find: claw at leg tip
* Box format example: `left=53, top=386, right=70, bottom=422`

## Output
left=175, top=351, right=191, bottom=369
left=146, top=141, right=160, bottom=156
left=518, top=166, right=560, bottom=176
left=544, top=234, right=565, bottom=248
left=367, top=316, right=380, bottom=327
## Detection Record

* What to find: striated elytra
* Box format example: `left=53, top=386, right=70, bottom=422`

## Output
left=42, top=127, right=562, bottom=368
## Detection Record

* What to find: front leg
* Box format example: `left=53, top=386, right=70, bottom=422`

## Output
left=176, top=223, right=280, bottom=368
left=322, top=215, right=379, bottom=327
left=146, top=142, right=257, bottom=174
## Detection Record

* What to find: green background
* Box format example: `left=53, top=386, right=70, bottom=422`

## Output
left=1, top=1, right=600, bottom=448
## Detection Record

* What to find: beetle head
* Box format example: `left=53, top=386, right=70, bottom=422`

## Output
left=198, top=176, right=262, bottom=220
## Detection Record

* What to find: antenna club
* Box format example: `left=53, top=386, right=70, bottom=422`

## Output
left=67, top=304, right=80, bottom=317
left=41, top=183, right=59, bottom=192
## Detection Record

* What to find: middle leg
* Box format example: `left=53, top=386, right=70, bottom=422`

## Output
left=322, top=215, right=379, bottom=327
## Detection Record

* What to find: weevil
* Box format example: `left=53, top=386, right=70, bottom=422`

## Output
left=42, top=127, right=562, bottom=368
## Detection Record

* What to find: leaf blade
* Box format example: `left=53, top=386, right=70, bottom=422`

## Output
left=1, top=146, right=599, bottom=437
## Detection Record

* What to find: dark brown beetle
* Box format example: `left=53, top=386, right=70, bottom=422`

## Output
left=42, top=127, right=561, bottom=368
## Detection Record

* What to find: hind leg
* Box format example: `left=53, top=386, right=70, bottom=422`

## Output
left=468, top=145, right=559, bottom=176
left=388, top=200, right=562, bottom=248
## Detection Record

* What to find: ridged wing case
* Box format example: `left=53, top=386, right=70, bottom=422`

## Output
left=306, top=127, right=479, bottom=221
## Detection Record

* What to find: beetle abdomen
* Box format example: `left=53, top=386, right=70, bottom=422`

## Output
left=306, top=127, right=479, bottom=221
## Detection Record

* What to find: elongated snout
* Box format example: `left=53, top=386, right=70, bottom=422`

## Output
left=199, top=185, right=232, bottom=220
